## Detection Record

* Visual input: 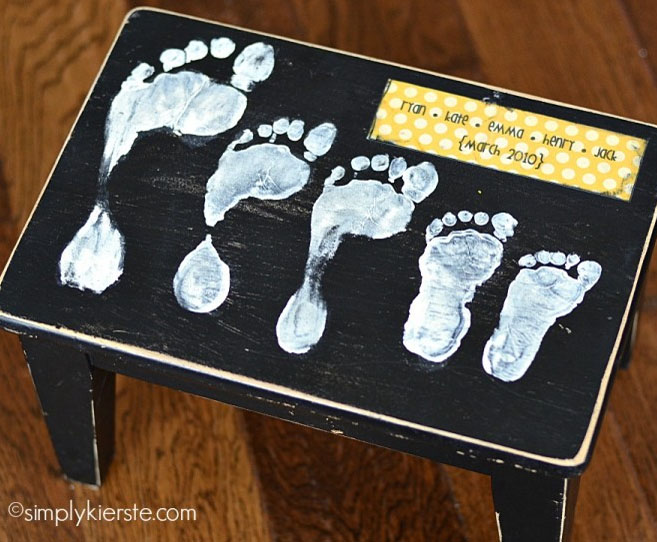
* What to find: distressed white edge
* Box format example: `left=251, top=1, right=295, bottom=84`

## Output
left=0, top=6, right=655, bottom=470
left=494, top=478, right=568, bottom=540
left=559, top=478, right=568, bottom=541
left=90, top=399, right=101, bottom=487
left=134, top=8, right=657, bottom=129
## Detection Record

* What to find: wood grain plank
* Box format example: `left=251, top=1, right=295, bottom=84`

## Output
left=126, top=0, right=482, bottom=80
left=242, top=412, right=467, bottom=542
left=621, top=0, right=657, bottom=84
left=0, top=0, right=127, bottom=225
left=456, top=0, right=657, bottom=122
left=442, top=466, right=496, bottom=542
left=574, top=409, right=657, bottom=542
left=620, top=0, right=657, bottom=304
left=606, top=309, right=657, bottom=528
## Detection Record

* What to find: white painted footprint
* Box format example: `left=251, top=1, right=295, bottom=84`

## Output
left=59, top=37, right=275, bottom=294
left=403, top=211, right=517, bottom=364
left=482, top=251, right=602, bottom=382
left=276, top=154, right=439, bottom=354
left=174, top=117, right=338, bottom=313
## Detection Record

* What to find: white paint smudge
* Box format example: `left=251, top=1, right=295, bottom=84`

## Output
left=403, top=211, right=514, bottom=363
left=277, top=157, right=438, bottom=354
left=173, top=235, right=229, bottom=313
left=59, top=204, right=124, bottom=293
left=482, top=256, right=602, bottom=382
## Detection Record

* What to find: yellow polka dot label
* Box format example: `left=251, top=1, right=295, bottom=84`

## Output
left=369, top=80, right=647, bottom=201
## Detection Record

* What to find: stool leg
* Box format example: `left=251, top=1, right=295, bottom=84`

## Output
left=491, top=469, right=579, bottom=542
left=21, top=337, right=115, bottom=486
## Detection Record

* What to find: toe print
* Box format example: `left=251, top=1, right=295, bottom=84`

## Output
left=276, top=154, right=439, bottom=354
left=403, top=211, right=517, bottom=363
left=230, top=42, right=276, bottom=92
left=59, top=37, right=275, bottom=294
left=482, top=251, right=601, bottom=382
left=174, top=118, right=338, bottom=313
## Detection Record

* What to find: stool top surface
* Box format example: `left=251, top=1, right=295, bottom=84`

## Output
left=2, top=8, right=657, bottom=472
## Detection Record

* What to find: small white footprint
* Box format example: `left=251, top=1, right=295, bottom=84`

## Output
left=276, top=154, right=439, bottom=354
left=482, top=251, right=602, bottom=382
left=59, top=37, right=275, bottom=294
left=174, top=117, right=337, bottom=313
left=403, top=211, right=517, bottom=363
left=204, top=118, right=338, bottom=226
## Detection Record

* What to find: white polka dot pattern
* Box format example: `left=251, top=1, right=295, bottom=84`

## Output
left=370, top=79, right=647, bottom=201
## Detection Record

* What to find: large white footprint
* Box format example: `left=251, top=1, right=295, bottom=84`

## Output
left=59, top=37, right=275, bottom=294
left=276, top=154, right=439, bottom=354
left=174, top=117, right=337, bottom=313
left=403, top=211, right=517, bottom=363
left=482, top=251, right=602, bottom=382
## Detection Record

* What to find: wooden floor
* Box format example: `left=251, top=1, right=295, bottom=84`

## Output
left=1, top=1, right=656, bottom=540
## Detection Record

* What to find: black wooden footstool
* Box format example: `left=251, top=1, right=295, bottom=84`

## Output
left=1, top=9, right=656, bottom=541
